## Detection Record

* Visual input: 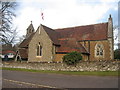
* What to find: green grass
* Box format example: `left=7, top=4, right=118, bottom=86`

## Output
left=2, top=67, right=119, bottom=76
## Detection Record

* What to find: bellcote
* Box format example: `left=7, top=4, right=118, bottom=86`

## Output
left=26, top=21, right=35, bottom=38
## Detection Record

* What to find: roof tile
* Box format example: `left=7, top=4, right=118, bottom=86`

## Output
left=56, top=23, right=108, bottom=41
left=19, top=33, right=35, bottom=48
left=56, top=39, right=89, bottom=54
left=18, top=48, right=28, bottom=59
left=41, top=24, right=60, bottom=45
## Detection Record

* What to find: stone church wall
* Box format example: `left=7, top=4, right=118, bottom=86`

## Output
left=2, top=61, right=119, bottom=71
left=89, top=40, right=111, bottom=60
left=54, top=54, right=65, bottom=62
left=79, top=40, right=112, bottom=61
left=28, top=26, right=54, bottom=62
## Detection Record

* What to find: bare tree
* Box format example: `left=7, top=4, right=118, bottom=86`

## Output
left=0, top=1, right=17, bottom=44
left=2, top=28, right=18, bottom=44
left=19, top=35, right=26, bottom=43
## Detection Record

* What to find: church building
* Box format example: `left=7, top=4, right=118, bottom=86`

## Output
left=16, top=15, right=114, bottom=62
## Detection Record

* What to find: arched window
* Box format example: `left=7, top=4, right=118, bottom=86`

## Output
left=95, top=44, right=104, bottom=57
left=37, top=43, right=42, bottom=56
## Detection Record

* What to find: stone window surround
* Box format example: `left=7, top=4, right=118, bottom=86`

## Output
left=95, top=43, right=104, bottom=58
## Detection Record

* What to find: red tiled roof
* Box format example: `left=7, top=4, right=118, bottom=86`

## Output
left=18, top=48, right=28, bottom=59
left=56, top=39, right=89, bottom=54
left=41, top=24, right=60, bottom=45
left=19, top=33, right=35, bottom=48
left=56, top=23, right=108, bottom=41
left=2, top=50, right=16, bottom=55
left=41, top=23, right=108, bottom=54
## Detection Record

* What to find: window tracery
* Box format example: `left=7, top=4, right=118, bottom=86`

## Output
left=95, top=44, right=104, bottom=57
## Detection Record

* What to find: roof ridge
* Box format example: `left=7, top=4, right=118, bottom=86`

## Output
left=19, top=32, right=35, bottom=48
left=41, top=24, right=60, bottom=45
left=41, top=24, right=55, bottom=31
left=55, top=22, right=108, bottom=30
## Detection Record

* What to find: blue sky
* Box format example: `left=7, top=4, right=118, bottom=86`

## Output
left=13, top=0, right=119, bottom=49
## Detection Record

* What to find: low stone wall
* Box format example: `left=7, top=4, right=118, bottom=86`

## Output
left=2, top=61, right=120, bottom=71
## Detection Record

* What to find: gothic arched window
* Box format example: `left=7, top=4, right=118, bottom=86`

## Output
left=37, top=43, right=42, bottom=56
left=95, top=44, right=104, bottom=57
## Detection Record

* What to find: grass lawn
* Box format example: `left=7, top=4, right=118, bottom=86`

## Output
left=2, top=67, right=119, bottom=76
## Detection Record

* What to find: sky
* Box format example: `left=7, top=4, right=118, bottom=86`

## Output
left=12, top=0, right=119, bottom=48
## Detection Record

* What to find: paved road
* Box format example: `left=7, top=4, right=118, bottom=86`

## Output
left=2, top=79, right=43, bottom=88
left=2, top=70, right=119, bottom=88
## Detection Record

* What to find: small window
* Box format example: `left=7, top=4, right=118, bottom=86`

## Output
left=37, top=43, right=42, bottom=56
left=37, top=46, right=39, bottom=56
left=39, top=46, right=42, bottom=56
left=8, top=53, right=13, bottom=55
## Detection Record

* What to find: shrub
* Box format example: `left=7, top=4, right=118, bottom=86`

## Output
left=114, top=49, right=120, bottom=59
left=62, top=51, right=82, bottom=65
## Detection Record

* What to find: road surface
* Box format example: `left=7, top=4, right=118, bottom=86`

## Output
left=2, top=70, right=119, bottom=88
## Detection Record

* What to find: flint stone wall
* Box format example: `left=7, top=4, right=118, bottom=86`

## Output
left=2, top=61, right=120, bottom=71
